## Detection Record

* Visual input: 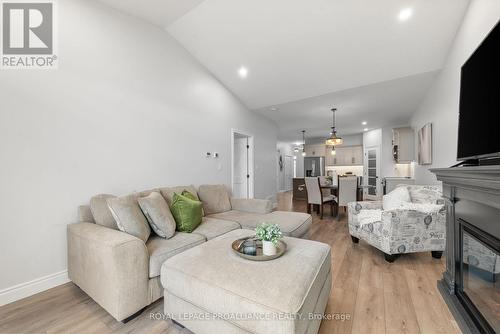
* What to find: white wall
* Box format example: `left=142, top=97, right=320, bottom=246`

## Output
left=276, top=142, right=294, bottom=191
left=410, top=0, right=500, bottom=185
left=0, top=0, right=278, bottom=297
left=295, top=149, right=305, bottom=178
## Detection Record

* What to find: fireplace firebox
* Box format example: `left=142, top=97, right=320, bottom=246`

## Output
left=432, top=166, right=500, bottom=334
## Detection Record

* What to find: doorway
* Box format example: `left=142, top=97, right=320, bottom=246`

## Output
left=364, top=145, right=381, bottom=200
left=231, top=130, right=254, bottom=199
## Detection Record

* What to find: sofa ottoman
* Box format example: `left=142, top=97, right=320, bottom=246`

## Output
left=161, top=229, right=331, bottom=334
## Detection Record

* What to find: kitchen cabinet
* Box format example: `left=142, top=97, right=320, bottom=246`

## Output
left=304, top=144, right=326, bottom=157
left=327, top=145, right=363, bottom=166
left=392, top=127, right=414, bottom=163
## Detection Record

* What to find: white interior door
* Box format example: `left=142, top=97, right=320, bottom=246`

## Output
left=232, top=130, right=254, bottom=199
left=284, top=155, right=294, bottom=191
left=233, top=137, right=248, bottom=198
left=364, top=146, right=381, bottom=200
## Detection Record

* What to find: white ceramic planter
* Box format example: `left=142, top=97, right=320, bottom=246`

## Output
left=262, top=240, right=277, bottom=256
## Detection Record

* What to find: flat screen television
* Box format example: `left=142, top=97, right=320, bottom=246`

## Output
left=457, top=20, right=500, bottom=161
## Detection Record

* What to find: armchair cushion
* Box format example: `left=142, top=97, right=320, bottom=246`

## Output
left=399, top=202, right=444, bottom=213
left=406, top=185, right=442, bottom=204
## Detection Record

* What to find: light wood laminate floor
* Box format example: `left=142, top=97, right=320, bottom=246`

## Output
left=0, top=191, right=461, bottom=334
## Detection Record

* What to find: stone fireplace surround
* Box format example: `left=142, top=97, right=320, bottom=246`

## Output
left=431, top=166, right=500, bottom=334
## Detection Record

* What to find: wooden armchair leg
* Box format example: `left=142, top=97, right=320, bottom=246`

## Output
left=320, top=204, right=324, bottom=219
left=307, top=203, right=311, bottom=214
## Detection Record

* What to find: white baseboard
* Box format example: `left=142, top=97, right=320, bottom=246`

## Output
left=0, top=270, right=69, bottom=306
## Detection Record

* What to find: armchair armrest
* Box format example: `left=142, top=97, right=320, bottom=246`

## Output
left=347, top=201, right=383, bottom=237
left=230, top=198, right=273, bottom=214
left=381, top=208, right=446, bottom=254
left=348, top=201, right=383, bottom=212
left=67, top=222, right=149, bottom=321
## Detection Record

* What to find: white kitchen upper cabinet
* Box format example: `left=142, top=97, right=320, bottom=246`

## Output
left=325, top=145, right=363, bottom=166
left=305, top=144, right=326, bottom=157
left=353, top=146, right=364, bottom=165
left=325, top=146, right=335, bottom=165
left=392, top=127, right=414, bottom=163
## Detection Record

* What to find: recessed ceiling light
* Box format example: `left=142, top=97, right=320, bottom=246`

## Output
left=362, top=121, right=367, bottom=125
left=238, top=66, right=248, bottom=78
left=398, top=8, right=413, bottom=21
left=270, top=107, right=279, bottom=111
left=364, top=128, right=369, bottom=132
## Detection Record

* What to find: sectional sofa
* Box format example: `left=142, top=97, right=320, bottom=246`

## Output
left=67, top=184, right=312, bottom=321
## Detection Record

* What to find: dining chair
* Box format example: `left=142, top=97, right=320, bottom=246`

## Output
left=337, top=175, right=358, bottom=220
left=305, top=177, right=337, bottom=219
left=318, top=176, right=331, bottom=197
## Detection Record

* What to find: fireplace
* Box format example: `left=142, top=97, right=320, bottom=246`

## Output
left=458, top=220, right=500, bottom=333
left=431, top=166, right=500, bottom=334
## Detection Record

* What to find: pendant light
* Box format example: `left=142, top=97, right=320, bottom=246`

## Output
left=325, top=108, right=343, bottom=146
left=301, top=130, right=306, bottom=157
left=330, top=146, right=336, bottom=155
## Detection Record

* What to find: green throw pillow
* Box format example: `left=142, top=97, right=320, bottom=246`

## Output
left=170, top=192, right=202, bottom=233
left=182, top=190, right=198, bottom=201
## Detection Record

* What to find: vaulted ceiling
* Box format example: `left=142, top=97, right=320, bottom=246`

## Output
left=97, top=0, right=470, bottom=140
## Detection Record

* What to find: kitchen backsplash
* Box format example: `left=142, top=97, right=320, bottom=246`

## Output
left=326, top=165, right=364, bottom=176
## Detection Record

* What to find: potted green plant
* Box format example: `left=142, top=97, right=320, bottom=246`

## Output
left=255, top=223, right=283, bottom=256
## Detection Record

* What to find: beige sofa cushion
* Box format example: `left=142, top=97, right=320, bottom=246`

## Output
left=192, top=217, right=241, bottom=240
left=161, top=229, right=331, bottom=334
left=207, top=210, right=312, bottom=238
left=229, top=198, right=273, bottom=214
left=198, top=184, right=231, bottom=215
left=159, top=185, right=200, bottom=206
left=138, top=192, right=176, bottom=239
left=146, top=233, right=206, bottom=278
left=207, top=210, right=267, bottom=227
left=107, top=194, right=150, bottom=242
left=90, top=194, right=118, bottom=229
left=262, top=211, right=313, bottom=238
left=78, top=205, right=95, bottom=223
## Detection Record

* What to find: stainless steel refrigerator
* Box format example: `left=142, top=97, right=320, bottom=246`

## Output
left=304, top=157, right=325, bottom=177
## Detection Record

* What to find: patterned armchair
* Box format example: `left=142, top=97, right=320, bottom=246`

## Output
left=347, top=185, right=446, bottom=262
